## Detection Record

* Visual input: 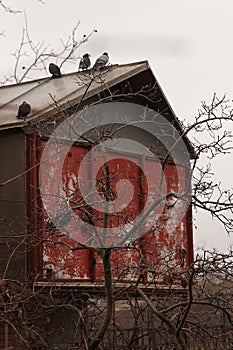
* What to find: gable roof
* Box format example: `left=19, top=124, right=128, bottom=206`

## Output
left=0, top=62, right=149, bottom=130
left=0, top=61, right=195, bottom=156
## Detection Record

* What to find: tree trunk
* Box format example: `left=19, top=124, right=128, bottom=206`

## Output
left=88, top=249, right=113, bottom=350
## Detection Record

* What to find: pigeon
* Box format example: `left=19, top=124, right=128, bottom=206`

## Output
left=16, top=101, right=31, bottom=119
left=49, top=63, right=62, bottom=78
left=93, top=52, right=109, bottom=70
left=79, top=53, right=91, bottom=70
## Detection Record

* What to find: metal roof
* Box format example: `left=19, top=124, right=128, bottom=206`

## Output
left=0, top=60, right=196, bottom=157
left=0, top=61, right=150, bottom=130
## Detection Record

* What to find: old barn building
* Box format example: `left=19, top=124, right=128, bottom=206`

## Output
left=0, top=61, right=195, bottom=349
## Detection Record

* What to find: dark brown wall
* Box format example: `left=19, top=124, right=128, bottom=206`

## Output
left=0, top=129, right=26, bottom=279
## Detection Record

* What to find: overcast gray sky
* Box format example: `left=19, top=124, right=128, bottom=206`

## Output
left=1, top=0, right=233, bottom=252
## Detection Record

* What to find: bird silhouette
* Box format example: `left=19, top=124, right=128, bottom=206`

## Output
left=16, top=101, right=31, bottom=119
left=49, top=63, right=62, bottom=78
left=79, top=53, right=91, bottom=70
left=93, top=52, right=109, bottom=70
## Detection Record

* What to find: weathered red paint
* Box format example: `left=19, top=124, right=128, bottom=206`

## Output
left=27, top=134, right=43, bottom=279
left=28, top=136, right=193, bottom=282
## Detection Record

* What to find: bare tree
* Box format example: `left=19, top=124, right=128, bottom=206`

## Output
left=0, top=0, right=46, bottom=37
left=0, top=1, right=21, bottom=14
left=1, top=87, right=233, bottom=350
left=2, top=16, right=97, bottom=84
left=1, top=7, right=233, bottom=348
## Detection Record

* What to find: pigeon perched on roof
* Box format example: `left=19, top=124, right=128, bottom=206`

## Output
left=16, top=101, right=31, bottom=119
left=49, top=63, right=62, bottom=78
left=79, top=53, right=91, bottom=70
left=93, top=52, right=109, bottom=70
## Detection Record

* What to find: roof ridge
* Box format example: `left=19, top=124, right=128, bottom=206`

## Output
left=0, top=61, right=149, bottom=89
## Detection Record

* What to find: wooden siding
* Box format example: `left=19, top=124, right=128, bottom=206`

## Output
left=0, top=130, right=26, bottom=280
left=27, top=135, right=193, bottom=283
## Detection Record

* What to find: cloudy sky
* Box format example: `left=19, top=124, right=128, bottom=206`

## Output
left=1, top=0, right=233, bottom=252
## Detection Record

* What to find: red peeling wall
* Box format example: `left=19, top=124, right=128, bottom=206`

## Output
left=28, top=135, right=193, bottom=283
